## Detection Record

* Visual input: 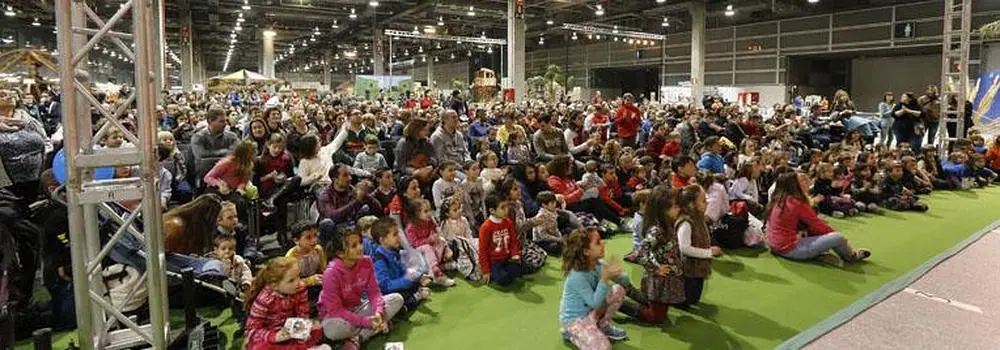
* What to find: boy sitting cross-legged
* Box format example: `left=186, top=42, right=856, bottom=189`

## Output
left=371, top=218, right=432, bottom=312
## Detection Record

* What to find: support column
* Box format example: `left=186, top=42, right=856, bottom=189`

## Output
left=192, top=32, right=204, bottom=85
left=373, top=28, right=386, bottom=76
left=262, top=29, right=276, bottom=78
left=179, top=0, right=193, bottom=90
left=152, top=0, right=165, bottom=96
left=690, top=1, right=706, bottom=100
left=507, top=0, right=526, bottom=103
left=426, top=55, right=434, bottom=90
left=323, top=50, right=332, bottom=88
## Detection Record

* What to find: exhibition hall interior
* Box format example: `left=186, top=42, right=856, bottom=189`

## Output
left=1, top=0, right=1000, bottom=349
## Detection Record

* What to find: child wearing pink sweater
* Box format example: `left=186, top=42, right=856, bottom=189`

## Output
left=319, top=229, right=404, bottom=349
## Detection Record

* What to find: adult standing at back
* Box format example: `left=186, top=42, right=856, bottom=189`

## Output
left=431, top=109, right=471, bottom=166
left=190, top=107, right=238, bottom=176
left=615, top=93, right=641, bottom=148
left=448, top=90, right=467, bottom=117
left=892, top=92, right=923, bottom=152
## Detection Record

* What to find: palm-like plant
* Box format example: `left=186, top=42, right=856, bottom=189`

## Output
left=541, top=64, right=575, bottom=101
left=981, top=19, right=1000, bottom=39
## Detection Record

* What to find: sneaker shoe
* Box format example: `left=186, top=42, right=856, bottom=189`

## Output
left=434, top=277, right=456, bottom=287
left=854, top=202, right=867, bottom=211
left=854, top=248, right=872, bottom=261
left=419, top=287, right=432, bottom=299
left=561, top=330, right=572, bottom=343
left=848, top=208, right=860, bottom=216
left=832, top=211, right=845, bottom=218
left=600, top=323, right=628, bottom=341
left=867, top=203, right=881, bottom=213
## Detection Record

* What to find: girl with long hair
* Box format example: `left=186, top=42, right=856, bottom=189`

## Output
left=559, top=228, right=630, bottom=349
left=205, top=140, right=256, bottom=196
left=637, top=188, right=685, bottom=323
left=244, top=257, right=326, bottom=350
left=765, top=172, right=871, bottom=263
left=164, top=194, right=223, bottom=255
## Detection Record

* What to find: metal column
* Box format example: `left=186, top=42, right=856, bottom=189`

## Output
left=55, top=0, right=169, bottom=348
left=938, top=0, right=973, bottom=157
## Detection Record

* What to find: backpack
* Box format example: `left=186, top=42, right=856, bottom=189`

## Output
left=448, top=237, right=481, bottom=281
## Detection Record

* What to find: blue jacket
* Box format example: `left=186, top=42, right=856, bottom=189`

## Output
left=697, top=152, right=726, bottom=174
left=372, top=245, right=416, bottom=294
left=941, top=160, right=970, bottom=178
left=362, top=236, right=378, bottom=257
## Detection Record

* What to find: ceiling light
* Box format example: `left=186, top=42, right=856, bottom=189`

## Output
left=450, top=53, right=455, bottom=59
left=657, top=0, right=666, bottom=3
left=587, top=34, right=592, bottom=39
left=332, top=20, right=339, bottom=28
left=662, top=17, right=670, bottom=27
left=808, top=0, right=819, bottom=3
left=546, top=19, right=554, bottom=25
left=612, top=25, right=619, bottom=34
left=263, top=29, right=276, bottom=38
left=413, top=26, right=419, bottom=34
left=434, top=56, right=439, bottom=62
left=314, top=27, right=321, bottom=35
left=31, top=18, right=39, bottom=26
left=725, top=4, right=735, bottom=16
left=235, top=25, right=242, bottom=31
left=349, top=8, right=357, bottom=19
left=242, top=0, right=251, bottom=10
left=481, top=31, right=486, bottom=39
left=310, top=37, right=316, bottom=42
left=4, top=6, right=14, bottom=17
left=404, top=49, right=409, bottom=56
left=595, top=4, right=604, bottom=16
left=368, top=1, right=379, bottom=7
left=423, top=26, right=436, bottom=34
left=467, top=6, right=475, bottom=16
left=436, top=42, right=441, bottom=49
left=421, top=56, right=426, bottom=62
left=302, top=41, right=307, bottom=47
left=467, top=50, right=472, bottom=57
left=418, top=46, right=424, bottom=53
left=571, top=32, right=578, bottom=40
left=595, top=35, right=601, bottom=40
left=437, top=16, right=444, bottom=26
left=230, top=33, right=237, bottom=38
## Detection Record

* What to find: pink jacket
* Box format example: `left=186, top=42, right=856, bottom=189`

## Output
left=765, top=197, right=835, bottom=254
left=318, top=257, right=385, bottom=328
left=406, top=219, right=438, bottom=248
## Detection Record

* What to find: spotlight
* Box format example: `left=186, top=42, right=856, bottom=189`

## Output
left=546, top=19, right=554, bottom=25
left=595, top=4, right=604, bottom=16
left=31, top=17, right=39, bottom=26
left=467, top=6, right=475, bottom=16
left=4, top=6, right=14, bottom=17
left=487, top=46, right=493, bottom=53
left=242, top=0, right=251, bottom=10
left=725, top=4, right=735, bottom=16
left=571, top=32, right=578, bottom=40
left=314, top=27, right=321, bottom=35
left=662, top=17, right=670, bottom=27
left=349, top=8, right=357, bottom=19
left=332, top=20, right=339, bottom=29
left=808, top=0, right=819, bottom=3
left=369, top=1, right=379, bottom=7
left=437, top=16, right=444, bottom=26
left=434, top=56, right=439, bottom=62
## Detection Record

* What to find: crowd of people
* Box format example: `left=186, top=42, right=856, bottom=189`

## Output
left=0, top=82, right=998, bottom=350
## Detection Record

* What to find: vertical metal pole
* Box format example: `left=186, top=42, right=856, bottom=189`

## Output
left=135, top=0, right=169, bottom=346
left=152, top=0, right=165, bottom=98
left=661, top=38, right=667, bottom=103
left=731, top=26, right=737, bottom=85
left=55, top=0, right=94, bottom=347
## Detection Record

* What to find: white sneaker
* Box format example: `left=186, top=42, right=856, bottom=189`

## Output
left=434, top=277, right=456, bottom=287
left=417, top=287, right=431, bottom=299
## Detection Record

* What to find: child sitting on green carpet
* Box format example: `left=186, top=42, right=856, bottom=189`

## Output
left=372, top=218, right=432, bottom=312
left=559, top=228, right=630, bottom=349
left=285, top=223, right=327, bottom=288
left=478, top=195, right=523, bottom=286
left=244, top=257, right=327, bottom=350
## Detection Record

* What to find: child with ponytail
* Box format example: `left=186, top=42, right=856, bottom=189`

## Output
left=244, top=257, right=326, bottom=350
left=675, top=185, right=723, bottom=309
left=558, top=228, right=630, bottom=349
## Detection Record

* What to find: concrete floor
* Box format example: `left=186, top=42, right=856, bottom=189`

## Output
left=807, top=228, right=1000, bottom=350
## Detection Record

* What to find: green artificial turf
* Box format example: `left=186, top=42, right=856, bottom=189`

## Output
left=18, top=187, right=1000, bottom=350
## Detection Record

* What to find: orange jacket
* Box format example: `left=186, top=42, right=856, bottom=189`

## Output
left=986, top=146, right=1000, bottom=170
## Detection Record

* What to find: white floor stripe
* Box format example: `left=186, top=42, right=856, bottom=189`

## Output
left=903, top=287, right=984, bottom=314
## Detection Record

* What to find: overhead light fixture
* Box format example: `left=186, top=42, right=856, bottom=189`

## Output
left=314, top=26, right=321, bottom=35
left=423, top=26, right=436, bottom=34
left=546, top=19, right=554, bottom=25
left=612, top=25, right=619, bottom=34
left=450, top=53, right=455, bottom=59
left=436, top=42, right=441, bottom=49
left=418, top=46, right=424, bottom=53
left=487, top=46, right=493, bottom=53
left=413, top=26, right=419, bottom=34
left=725, top=4, right=735, bottom=16
left=310, top=36, right=316, bottom=42
left=480, top=31, right=486, bottom=39
left=242, top=0, right=251, bottom=10
left=230, top=33, right=237, bottom=38
left=31, top=17, right=39, bottom=26
left=235, top=25, right=242, bottom=31
left=467, top=50, right=472, bottom=57
left=434, top=56, right=439, bottom=62
left=657, top=0, right=666, bottom=3
left=422, top=56, right=426, bottom=62
left=4, top=6, right=14, bottom=17
left=369, top=1, right=379, bottom=7
left=571, top=32, right=578, bottom=40
left=808, top=0, right=819, bottom=3
left=404, top=49, right=409, bottom=56
left=349, top=8, right=357, bottom=19
left=437, top=16, right=444, bottom=26
left=332, top=20, right=339, bottom=28
left=467, top=6, right=475, bottom=16
left=595, top=35, right=601, bottom=40
left=595, top=4, right=604, bottom=16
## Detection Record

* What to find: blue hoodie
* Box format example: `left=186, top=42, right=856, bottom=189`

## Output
left=372, top=245, right=416, bottom=294
left=697, top=152, right=726, bottom=174
left=941, top=160, right=971, bottom=178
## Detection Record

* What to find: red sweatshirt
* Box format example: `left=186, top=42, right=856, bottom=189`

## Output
left=478, top=216, right=521, bottom=276
left=615, top=104, right=641, bottom=139
left=547, top=175, right=584, bottom=205
left=645, top=135, right=665, bottom=157
left=765, top=197, right=835, bottom=254
left=598, top=183, right=627, bottom=215
left=661, top=140, right=680, bottom=158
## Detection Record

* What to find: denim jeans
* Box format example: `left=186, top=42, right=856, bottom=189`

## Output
left=778, top=232, right=854, bottom=262
left=165, top=253, right=225, bottom=278
left=880, top=117, right=895, bottom=145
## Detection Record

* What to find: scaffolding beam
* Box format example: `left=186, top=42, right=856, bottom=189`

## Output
left=56, top=0, right=169, bottom=348
left=938, top=0, right=973, bottom=157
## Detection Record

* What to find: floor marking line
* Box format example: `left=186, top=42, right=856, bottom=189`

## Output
left=902, top=287, right=983, bottom=314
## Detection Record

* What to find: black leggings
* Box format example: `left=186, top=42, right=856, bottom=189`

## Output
left=567, top=198, right=621, bottom=226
